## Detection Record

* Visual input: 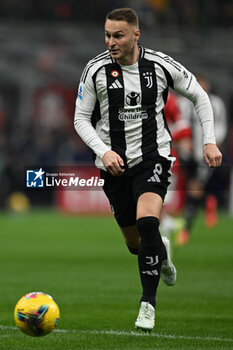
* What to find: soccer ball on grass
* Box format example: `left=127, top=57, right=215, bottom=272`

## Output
left=14, top=292, right=60, bottom=337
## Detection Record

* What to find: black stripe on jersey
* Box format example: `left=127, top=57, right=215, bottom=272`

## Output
left=162, top=88, right=172, bottom=138
left=91, top=67, right=104, bottom=126
left=105, top=63, right=127, bottom=167
left=162, top=87, right=169, bottom=105
left=139, top=58, right=158, bottom=160
left=162, top=109, right=172, bottom=139
left=161, top=88, right=172, bottom=144
left=81, top=52, right=111, bottom=83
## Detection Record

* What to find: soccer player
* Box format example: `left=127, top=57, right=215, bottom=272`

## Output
left=74, top=8, right=222, bottom=331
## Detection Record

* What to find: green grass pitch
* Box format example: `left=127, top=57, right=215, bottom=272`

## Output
left=0, top=209, right=232, bottom=349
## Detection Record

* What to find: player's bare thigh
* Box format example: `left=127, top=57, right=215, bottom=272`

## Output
left=137, top=192, right=163, bottom=219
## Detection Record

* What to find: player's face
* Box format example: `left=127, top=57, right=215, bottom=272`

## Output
left=105, top=19, right=140, bottom=65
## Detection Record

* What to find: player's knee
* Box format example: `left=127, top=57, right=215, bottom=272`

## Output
left=136, top=216, right=161, bottom=246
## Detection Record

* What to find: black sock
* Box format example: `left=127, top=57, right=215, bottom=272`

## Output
left=136, top=216, right=166, bottom=308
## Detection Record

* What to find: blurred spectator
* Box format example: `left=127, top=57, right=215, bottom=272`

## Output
left=0, top=0, right=232, bottom=27
left=145, top=0, right=170, bottom=25
left=0, top=80, right=92, bottom=207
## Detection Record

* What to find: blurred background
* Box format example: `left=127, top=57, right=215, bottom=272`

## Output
left=0, top=0, right=232, bottom=215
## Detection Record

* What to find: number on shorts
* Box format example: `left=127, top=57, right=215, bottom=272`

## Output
left=148, top=163, right=163, bottom=183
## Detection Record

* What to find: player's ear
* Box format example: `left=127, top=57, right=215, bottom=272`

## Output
left=134, top=28, right=140, bottom=41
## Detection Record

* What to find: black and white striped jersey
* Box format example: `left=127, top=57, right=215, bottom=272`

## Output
left=74, top=46, right=216, bottom=170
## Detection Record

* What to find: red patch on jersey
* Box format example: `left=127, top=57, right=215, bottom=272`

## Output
left=111, top=70, right=119, bottom=78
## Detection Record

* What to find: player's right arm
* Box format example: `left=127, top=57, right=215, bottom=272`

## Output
left=102, top=150, right=125, bottom=176
left=74, top=69, right=110, bottom=159
left=74, top=67, right=124, bottom=175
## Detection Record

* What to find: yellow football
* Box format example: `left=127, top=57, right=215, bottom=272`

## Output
left=14, top=292, right=60, bottom=336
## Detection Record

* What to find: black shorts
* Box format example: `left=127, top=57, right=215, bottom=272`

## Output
left=100, top=156, right=173, bottom=227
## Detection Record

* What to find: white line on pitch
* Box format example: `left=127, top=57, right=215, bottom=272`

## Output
left=0, top=325, right=232, bottom=343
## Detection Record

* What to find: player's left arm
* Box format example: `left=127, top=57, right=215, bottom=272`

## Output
left=183, top=83, right=223, bottom=168
left=161, top=54, right=222, bottom=168
left=186, top=84, right=222, bottom=167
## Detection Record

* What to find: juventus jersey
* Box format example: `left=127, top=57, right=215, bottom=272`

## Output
left=74, top=46, right=216, bottom=170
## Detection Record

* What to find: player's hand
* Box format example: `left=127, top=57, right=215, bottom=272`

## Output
left=102, top=150, right=125, bottom=176
left=203, top=143, right=222, bottom=168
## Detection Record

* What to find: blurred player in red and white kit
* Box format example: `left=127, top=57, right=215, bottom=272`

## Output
left=159, top=91, right=192, bottom=239
left=161, top=76, right=227, bottom=244
left=163, top=91, right=192, bottom=213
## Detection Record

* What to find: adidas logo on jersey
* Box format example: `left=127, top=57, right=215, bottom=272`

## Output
left=109, top=79, right=123, bottom=89
left=148, top=175, right=161, bottom=183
